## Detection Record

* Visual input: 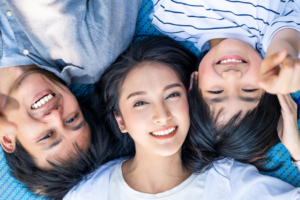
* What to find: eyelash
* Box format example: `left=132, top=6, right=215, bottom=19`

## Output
left=134, top=101, right=148, bottom=107
left=133, top=93, right=181, bottom=107
left=66, top=113, right=78, bottom=124
left=242, top=89, right=258, bottom=92
left=166, top=92, right=180, bottom=99
left=209, top=89, right=258, bottom=94
left=209, top=90, right=223, bottom=94
left=42, top=131, right=53, bottom=140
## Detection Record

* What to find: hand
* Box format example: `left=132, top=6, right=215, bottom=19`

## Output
left=259, top=49, right=300, bottom=94
left=0, top=94, right=17, bottom=135
left=277, top=94, right=300, bottom=160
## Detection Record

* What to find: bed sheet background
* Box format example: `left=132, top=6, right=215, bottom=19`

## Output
left=0, top=0, right=299, bottom=199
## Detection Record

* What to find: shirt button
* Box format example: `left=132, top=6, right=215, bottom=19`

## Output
left=6, top=11, right=12, bottom=17
left=23, top=49, right=29, bottom=55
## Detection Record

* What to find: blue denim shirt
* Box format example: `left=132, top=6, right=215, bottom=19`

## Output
left=0, top=0, right=142, bottom=85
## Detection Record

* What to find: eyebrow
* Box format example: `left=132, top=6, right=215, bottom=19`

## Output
left=207, top=96, right=260, bottom=104
left=71, top=120, right=85, bottom=131
left=43, top=120, right=85, bottom=151
left=126, top=83, right=183, bottom=99
left=207, top=97, right=229, bottom=104
left=127, top=91, right=146, bottom=99
left=238, top=96, right=260, bottom=103
left=45, top=138, right=62, bottom=150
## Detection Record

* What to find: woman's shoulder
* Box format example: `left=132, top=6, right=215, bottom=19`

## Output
left=63, top=158, right=126, bottom=200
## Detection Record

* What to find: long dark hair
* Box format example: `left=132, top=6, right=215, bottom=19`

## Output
left=4, top=87, right=126, bottom=200
left=94, top=36, right=218, bottom=173
left=188, top=77, right=282, bottom=171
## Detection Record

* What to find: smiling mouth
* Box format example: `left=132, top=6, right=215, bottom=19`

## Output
left=31, top=93, right=55, bottom=109
left=150, top=126, right=178, bottom=139
left=216, top=58, right=247, bottom=64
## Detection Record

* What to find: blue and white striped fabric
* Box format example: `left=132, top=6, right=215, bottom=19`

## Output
left=151, top=0, right=300, bottom=57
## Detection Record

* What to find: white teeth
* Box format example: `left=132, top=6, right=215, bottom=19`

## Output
left=151, top=127, right=176, bottom=136
left=31, top=94, right=54, bottom=109
left=220, top=59, right=243, bottom=64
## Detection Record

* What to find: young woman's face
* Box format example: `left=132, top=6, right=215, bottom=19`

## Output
left=116, top=62, right=190, bottom=156
left=197, top=39, right=264, bottom=123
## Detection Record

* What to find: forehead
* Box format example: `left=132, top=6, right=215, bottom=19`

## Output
left=121, top=62, right=181, bottom=92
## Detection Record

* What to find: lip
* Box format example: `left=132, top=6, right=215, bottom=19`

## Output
left=216, top=55, right=247, bottom=65
left=29, top=94, right=61, bottom=119
left=32, top=89, right=54, bottom=106
left=150, top=125, right=178, bottom=140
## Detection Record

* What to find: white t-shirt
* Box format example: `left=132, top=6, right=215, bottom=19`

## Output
left=151, top=0, right=300, bottom=57
left=108, top=161, right=208, bottom=200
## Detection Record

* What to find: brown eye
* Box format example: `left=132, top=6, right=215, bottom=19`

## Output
left=134, top=101, right=148, bottom=107
left=166, top=93, right=180, bottom=99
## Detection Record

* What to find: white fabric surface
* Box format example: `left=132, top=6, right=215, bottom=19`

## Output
left=108, top=160, right=207, bottom=200
left=63, top=158, right=300, bottom=200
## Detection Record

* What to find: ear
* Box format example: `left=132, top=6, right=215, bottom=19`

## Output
left=189, top=71, right=199, bottom=92
left=0, top=134, right=16, bottom=153
left=114, top=112, right=127, bottom=133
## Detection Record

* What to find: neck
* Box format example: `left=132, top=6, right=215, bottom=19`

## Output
left=209, top=38, right=226, bottom=49
left=122, top=147, right=191, bottom=194
left=0, top=65, right=39, bottom=94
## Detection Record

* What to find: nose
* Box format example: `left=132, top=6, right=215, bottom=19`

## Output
left=43, top=106, right=64, bottom=126
left=221, top=69, right=242, bottom=79
left=152, top=103, right=172, bottom=124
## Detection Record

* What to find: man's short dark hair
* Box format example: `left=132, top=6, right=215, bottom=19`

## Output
left=4, top=94, right=127, bottom=200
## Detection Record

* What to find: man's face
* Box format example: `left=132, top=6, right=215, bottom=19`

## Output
left=198, top=39, right=264, bottom=123
left=3, top=71, right=91, bottom=169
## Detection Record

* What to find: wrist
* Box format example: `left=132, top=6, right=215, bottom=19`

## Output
left=288, top=141, right=300, bottom=161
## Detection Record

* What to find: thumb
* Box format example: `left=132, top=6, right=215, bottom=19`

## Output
left=258, top=75, right=278, bottom=93
left=0, top=94, right=8, bottom=109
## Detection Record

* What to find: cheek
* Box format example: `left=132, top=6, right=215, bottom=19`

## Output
left=61, top=92, right=81, bottom=115
left=245, top=62, right=261, bottom=86
left=122, top=108, right=150, bottom=137
left=198, top=64, right=219, bottom=90
left=75, top=125, right=91, bottom=152
left=247, top=52, right=262, bottom=82
left=171, top=97, right=190, bottom=129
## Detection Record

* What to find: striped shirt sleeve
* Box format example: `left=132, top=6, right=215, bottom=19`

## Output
left=262, top=0, right=300, bottom=53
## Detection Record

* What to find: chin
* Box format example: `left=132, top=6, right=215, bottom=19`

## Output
left=158, top=146, right=182, bottom=157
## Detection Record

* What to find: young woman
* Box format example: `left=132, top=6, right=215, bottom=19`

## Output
left=64, top=37, right=300, bottom=200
